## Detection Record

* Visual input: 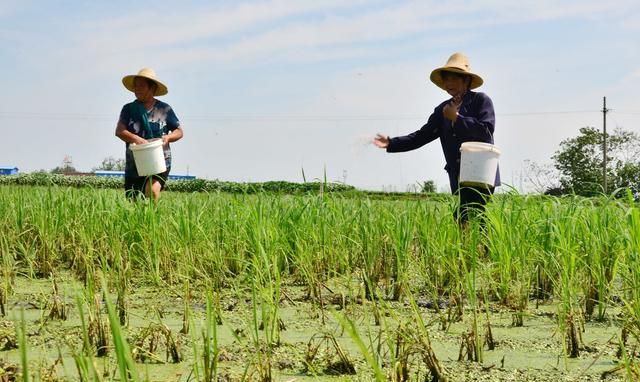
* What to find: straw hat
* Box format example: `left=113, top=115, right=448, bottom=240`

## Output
left=122, top=68, right=168, bottom=96
left=430, top=52, right=483, bottom=90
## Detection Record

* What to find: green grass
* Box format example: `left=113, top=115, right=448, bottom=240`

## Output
left=2, top=184, right=640, bottom=380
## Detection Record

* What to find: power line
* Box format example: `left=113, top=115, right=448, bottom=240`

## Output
left=0, top=112, right=113, bottom=120
left=0, top=109, right=624, bottom=122
left=611, top=110, right=640, bottom=115
left=499, top=110, right=599, bottom=116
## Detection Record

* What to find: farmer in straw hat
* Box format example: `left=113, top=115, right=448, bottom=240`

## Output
left=116, top=68, right=184, bottom=201
left=374, top=52, right=499, bottom=224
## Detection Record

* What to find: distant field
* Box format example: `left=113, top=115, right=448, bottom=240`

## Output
left=0, top=184, right=639, bottom=381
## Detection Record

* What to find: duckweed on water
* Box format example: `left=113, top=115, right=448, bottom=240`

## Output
left=0, top=185, right=638, bottom=381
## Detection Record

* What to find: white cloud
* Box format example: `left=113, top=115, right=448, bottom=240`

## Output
left=83, top=1, right=374, bottom=50
left=473, top=0, right=638, bottom=22
left=4, top=0, right=639, bottom=190
left=80, top=0, right=639, bottom=69
left=620, top=15, right=640, bottom=31
left=76, top=2, right=486, bottom=71
left=0, top=0, right=28, bottom=18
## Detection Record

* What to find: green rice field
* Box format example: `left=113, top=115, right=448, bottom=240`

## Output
left=1, top=184, right=640, bottom=381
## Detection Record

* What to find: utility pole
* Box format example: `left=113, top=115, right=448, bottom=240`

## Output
left=602, top=97, right=609, bottom=194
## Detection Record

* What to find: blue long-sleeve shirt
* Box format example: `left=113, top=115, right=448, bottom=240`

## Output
left=387, top=90, right=500, bottom=192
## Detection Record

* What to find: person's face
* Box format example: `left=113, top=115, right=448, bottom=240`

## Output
left=441, top=72, right=469, bottom=99
left=133, top=77, right=156, bottom=102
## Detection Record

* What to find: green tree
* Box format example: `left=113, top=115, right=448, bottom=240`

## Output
left=93, top=156, right=126, bottom=172
left=553, top=127, right=640, bottom=196
left=421, top=180, right=436, bottom=193
left=51, top=155, right=76, bottom=174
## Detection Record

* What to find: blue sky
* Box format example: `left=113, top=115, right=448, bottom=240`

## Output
left=1, top=0, right=639, bottom=192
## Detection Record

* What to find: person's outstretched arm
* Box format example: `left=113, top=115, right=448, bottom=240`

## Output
left=385, top=111, right=441, bottom=152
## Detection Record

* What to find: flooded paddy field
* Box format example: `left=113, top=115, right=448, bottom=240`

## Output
left=0, top=273, right=632, bottom=381
left=1, top=185, right=640, bottom=381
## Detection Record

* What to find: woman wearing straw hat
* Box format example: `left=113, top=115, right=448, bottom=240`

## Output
left=115, top=68, right=184, bottom=201
left=374, top=52, right=499, bottom=224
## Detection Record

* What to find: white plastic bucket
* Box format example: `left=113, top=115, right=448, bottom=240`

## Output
left=459, top=141, right=501, bottom=188
left=130, top=139, right=166, bottom=176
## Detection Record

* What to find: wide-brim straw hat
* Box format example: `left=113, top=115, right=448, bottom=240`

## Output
left=122, top=68, right=168, bottom=96
left=430, top=52, right=483, bottom=90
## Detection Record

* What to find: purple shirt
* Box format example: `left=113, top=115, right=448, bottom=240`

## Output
left=387, top=90, right=499, bottom=192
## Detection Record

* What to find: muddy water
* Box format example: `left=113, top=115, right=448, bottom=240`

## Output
left=0, top=274, right=630, bottom=381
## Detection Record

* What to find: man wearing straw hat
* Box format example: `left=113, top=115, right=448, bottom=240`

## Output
left=374, top=52, right=499, bottom=224
left=116, top=68, right=184, bottom=201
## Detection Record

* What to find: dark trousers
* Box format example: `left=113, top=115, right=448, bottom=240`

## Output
left=124, top=168, right=170, bottom=200
left=454, top=185, right=494, bottom=225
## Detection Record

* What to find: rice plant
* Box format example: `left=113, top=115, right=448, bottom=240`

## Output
left=101, top=278, right=140, bottom=382
left=2, top=184, right=640, bottom=380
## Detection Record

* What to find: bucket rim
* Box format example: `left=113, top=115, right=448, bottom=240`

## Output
left=130, top=138, right=163, bottom=151
left=460, top=141, right=501, bottom=155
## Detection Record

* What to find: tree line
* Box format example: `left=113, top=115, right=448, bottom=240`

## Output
left=44, top=127, right=640, bottom=198
left=525, top=127, right=640, bottom=197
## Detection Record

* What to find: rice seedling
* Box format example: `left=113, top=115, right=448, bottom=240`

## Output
left=37, top=354, right=63, bottom=382
left=17, top=310, right=29, bottom=382
left=0, top=320, right=17, bottom=351
left=603, top=321, right=640, bottom=380
left=179, top=279, right=191, bottom=335
left=481, top=288, right=495, bottom=351
left=616, top=191, right=640, bottom=375
left=334, top=310, right=385, bottom=381
left=458, top=218, right=485, bottom=363
left=201, top=291, right=220, bottom=382
left=304, top=332, right=356, bottom=376
left=46, top=278, right=67, bottom=321
left=530, top=198, right=560, bottom=304
left=101, top=279, right=140, bottom=382
left=131, top=322, right=181, bottom=364
left=4, top=183, right=640, bottom=380
left=388, top=208, right=414, bottom=301
left=232, top=193, right=290, bottom=379
left=550, top=197, right=584, bottom=359
left=0, top=359, right=21, bottom=381
left=248, top=284, right=274, bottom=382
left=0, top=279, right=7, bottom=318
left=484, top=192, right=534, bottom=326
left=353, top=199, right=388, bottom=301
left=87, top=289, right=109, bottom=358
left=577, top=197, right=625, bottom=322
left=393, top=298, right=448, bottom=382
left=283, top=196, right=341, bottom=324
left=109, top=253, right=130, bottom=327
left=414, top=203, right=461, bottom=331
left=0, top=226, right=15, bottom=318
left=351, top=289, right=387, bottom=366
left=72, top=294, right=102, bottom=381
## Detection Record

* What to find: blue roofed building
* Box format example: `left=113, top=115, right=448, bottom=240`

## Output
left=168, top=174, right=196, bottom=180
left=94, top=170, right=126, bottom=177
left=94, top=170, right=195, bottom=180
left=0, top=167, right=18, bottom=175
